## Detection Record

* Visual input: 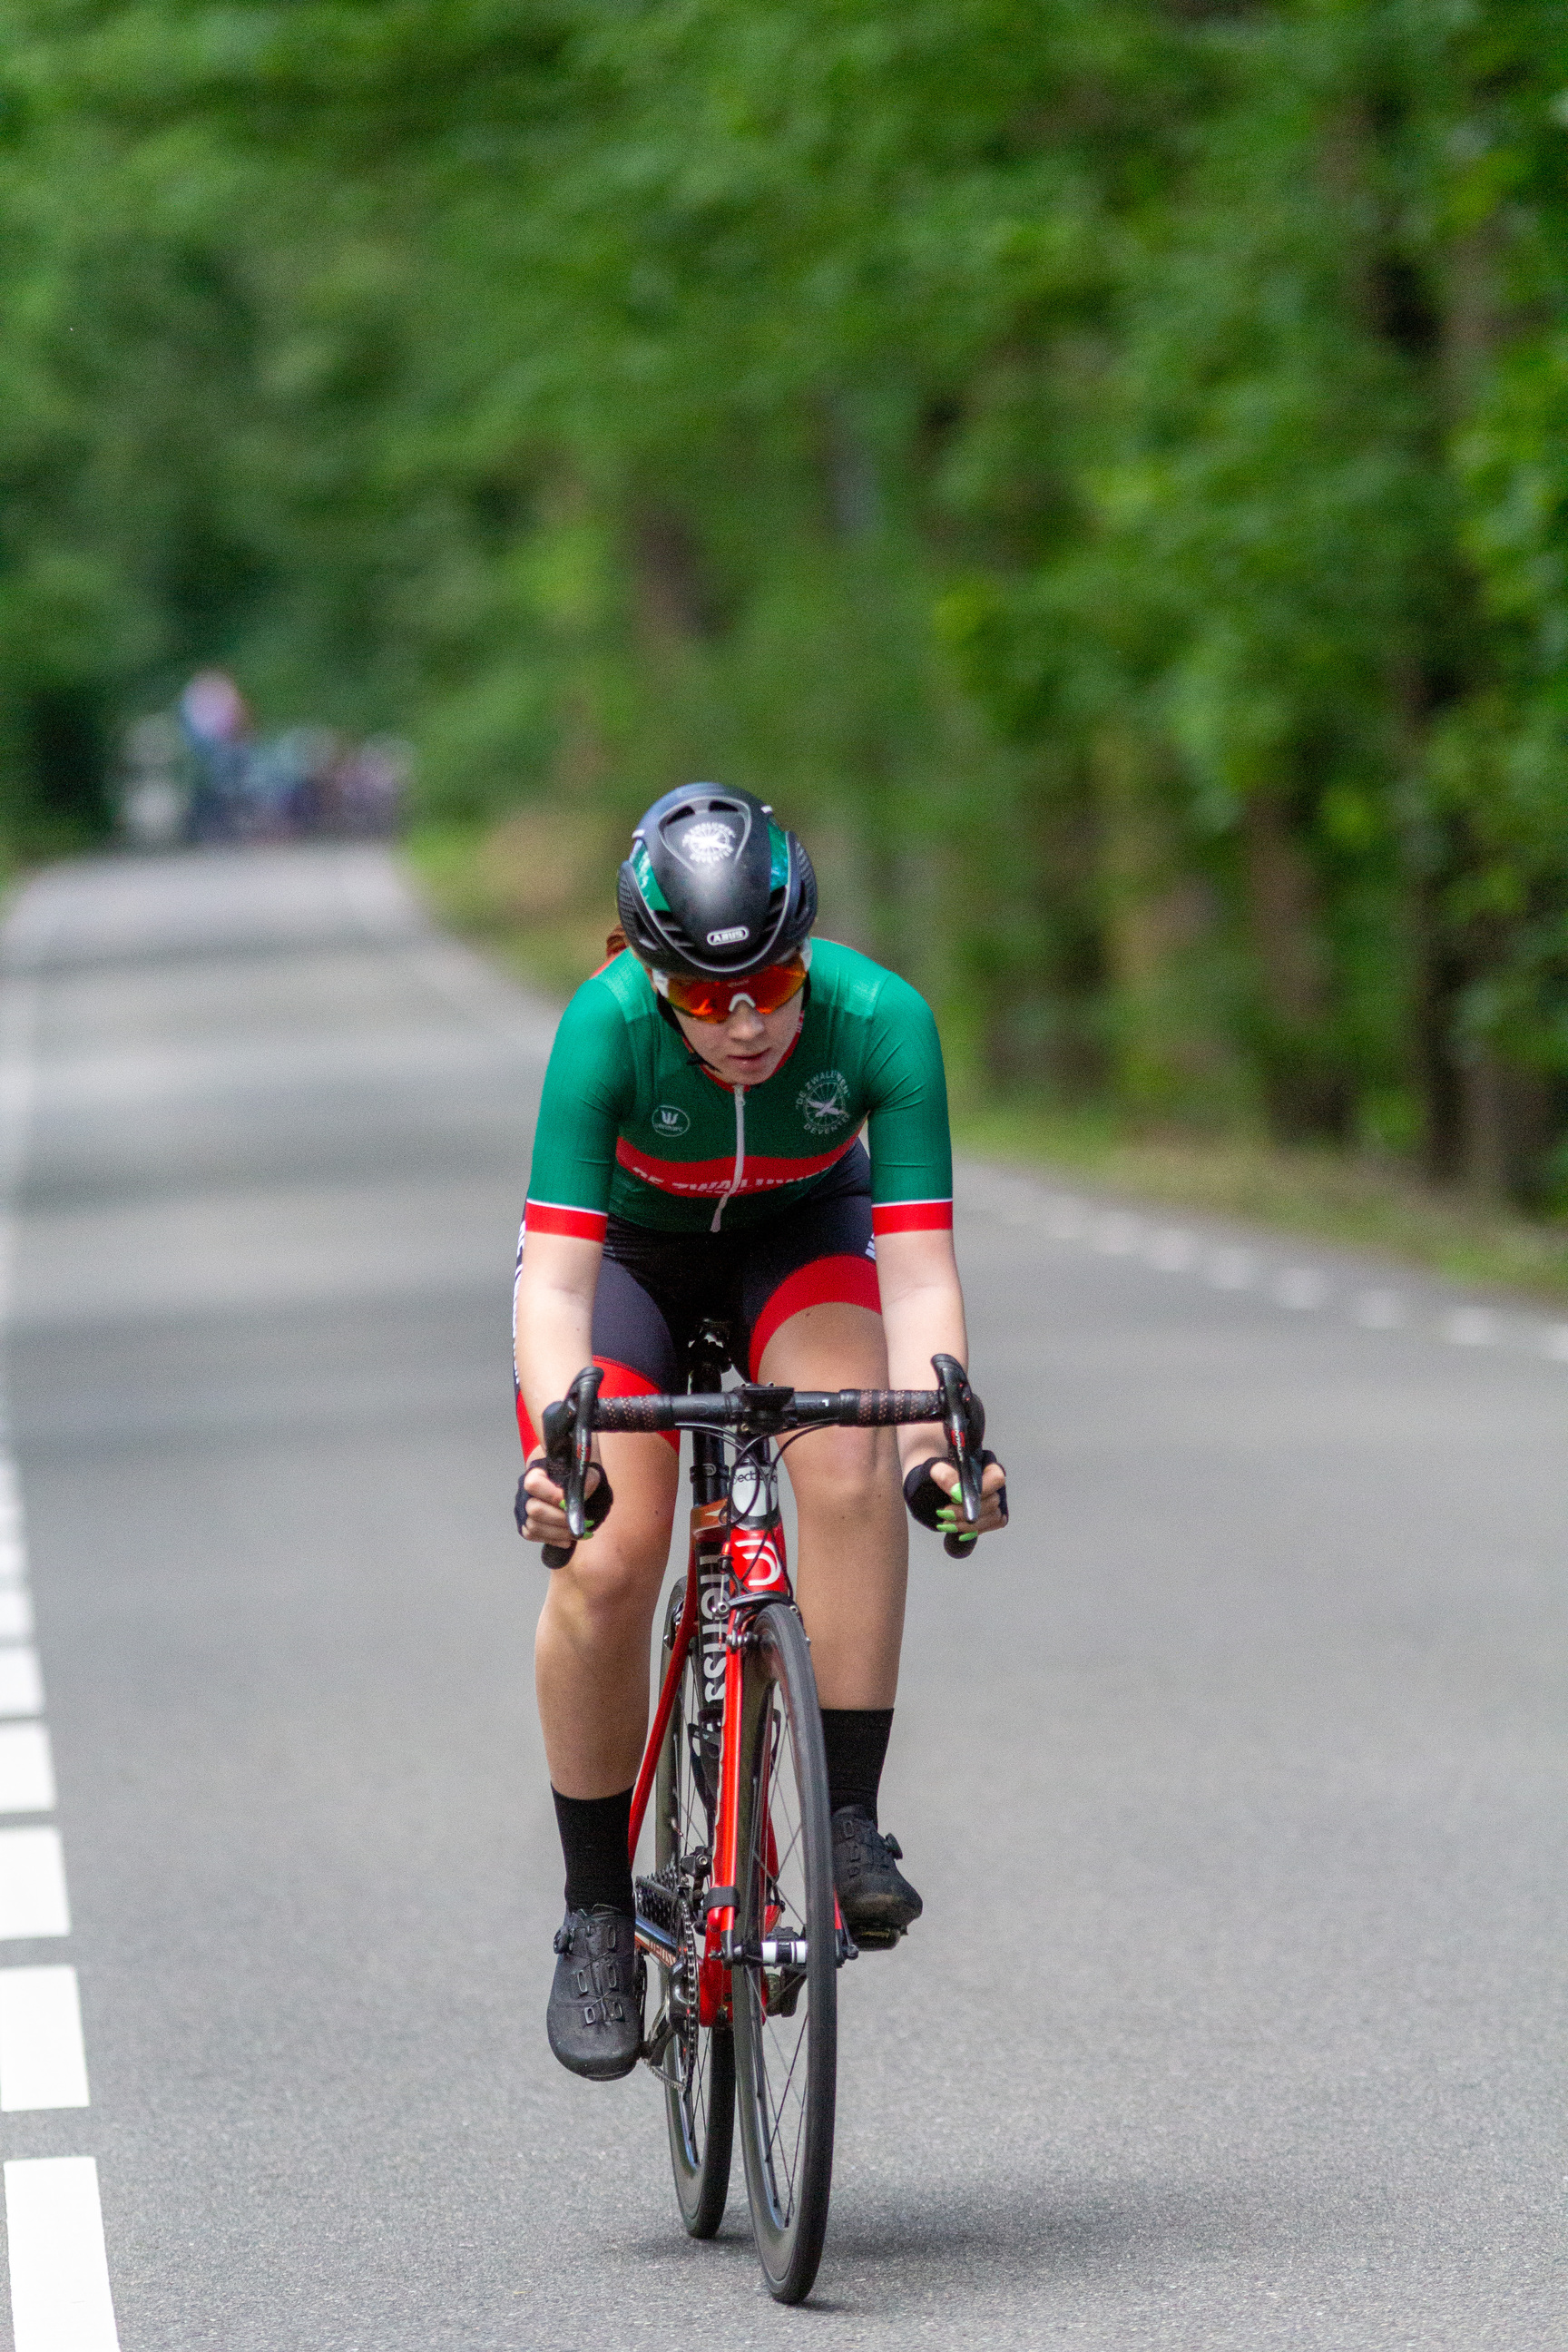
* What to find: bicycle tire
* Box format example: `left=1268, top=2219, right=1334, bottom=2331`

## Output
left=732, top=1600, right=837, bottom=2303
left=652, top=1581, right=734, bottom=2237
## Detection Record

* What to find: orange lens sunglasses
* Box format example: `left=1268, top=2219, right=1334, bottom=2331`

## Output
left=656, top=950, right=809, bottom=1023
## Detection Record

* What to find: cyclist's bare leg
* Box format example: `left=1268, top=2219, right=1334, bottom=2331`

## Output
left=534, top=1432, right=680, bottom=1798
left=759, top=1301, right=906, bottom=1708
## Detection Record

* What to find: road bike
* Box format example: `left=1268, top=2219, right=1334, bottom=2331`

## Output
left=542, top=1325, right=985, bottom=2303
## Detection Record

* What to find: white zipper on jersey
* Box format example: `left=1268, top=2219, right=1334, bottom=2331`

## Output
left=711, top=1086, right=747, bottom=1232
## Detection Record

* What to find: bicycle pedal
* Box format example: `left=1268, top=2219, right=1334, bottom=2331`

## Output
left=848, top=1925, right=905, bottom=1951
left=765, top=1969, right=807, bottom=2018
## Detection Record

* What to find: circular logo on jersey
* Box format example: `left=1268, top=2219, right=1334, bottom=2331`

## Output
left=681, top=820, right=737, bottom=866
left=652, top=1103, right=691, bottom=1138
left=797, top=1068, right=850, bottom=1135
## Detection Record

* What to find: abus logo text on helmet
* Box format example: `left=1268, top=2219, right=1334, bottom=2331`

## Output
left=706, top=926, right=750, bottom=946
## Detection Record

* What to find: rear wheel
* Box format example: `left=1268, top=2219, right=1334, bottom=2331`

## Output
left=732, top=1601, right=837, bottom=2303
left=647, top=1580, right=734, bottom=2237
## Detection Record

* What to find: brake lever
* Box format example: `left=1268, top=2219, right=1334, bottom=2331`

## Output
left=540, top=1364, right=603, bottom=1569
left=932, top=1352, right=985, bottom=1557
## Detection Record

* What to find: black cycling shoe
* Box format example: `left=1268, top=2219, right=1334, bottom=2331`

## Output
left=831, top=1807, right=923, bottom=1944
left=547, top=1907, right=645, bottom=2081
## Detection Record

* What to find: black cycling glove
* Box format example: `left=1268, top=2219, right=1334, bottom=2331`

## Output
left=903, top=1451, right=1006, bottom=1534
left=515, top=1457, right=614, bottom=1541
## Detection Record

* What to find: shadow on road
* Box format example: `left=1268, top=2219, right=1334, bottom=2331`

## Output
left=620, top=2166, right=1287, bottom=2314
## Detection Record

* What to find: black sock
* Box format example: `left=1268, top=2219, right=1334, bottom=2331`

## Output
left=552, top=1785, right=636, bottom=1916
left=818, top=1708, right=894, bottom=1825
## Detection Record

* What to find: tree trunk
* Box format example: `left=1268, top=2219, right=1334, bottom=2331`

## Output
left=1093, top=723, right=1214, bottom=1112
left=1238, top=783, right=1347, bottom=1140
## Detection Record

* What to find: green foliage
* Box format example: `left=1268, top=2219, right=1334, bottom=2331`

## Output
left=3, top=0, right=1568, bottom=1198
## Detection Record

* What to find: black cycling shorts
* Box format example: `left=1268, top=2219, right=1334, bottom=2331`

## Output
left=517, top=1143, right=878, bottom=1455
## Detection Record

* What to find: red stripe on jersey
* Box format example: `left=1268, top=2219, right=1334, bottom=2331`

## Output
left=748, top=1254, right=881, bottom=1379
left=524, top=1200, right=609, bottom=1242
left=871, top=1199, right=954, bottom=1234
left=614, top=1133, right=858, bottom=1199
left=516, top=1358, right=679, bottom=1461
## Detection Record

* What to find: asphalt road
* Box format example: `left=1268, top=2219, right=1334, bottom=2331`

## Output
left=2, top=844, right=1563, bottom=2348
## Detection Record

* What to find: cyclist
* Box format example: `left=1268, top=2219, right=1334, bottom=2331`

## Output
left=514, top=785, right=1008, bottom=2080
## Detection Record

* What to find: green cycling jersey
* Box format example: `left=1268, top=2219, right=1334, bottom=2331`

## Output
left=523, top=938, right=953, bottom=1243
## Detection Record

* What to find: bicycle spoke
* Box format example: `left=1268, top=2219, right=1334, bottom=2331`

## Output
left=763, top=2018, right=810, bottom=2210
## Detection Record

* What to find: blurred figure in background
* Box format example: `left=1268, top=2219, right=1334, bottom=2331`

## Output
left=179, top=670, right=251, bottom=843
left=332, top=735, right=410, bottom=837
left=118, top=714, right=189, bottom=849
left=120, top=684, right=407, bottom=851
left=244, top=726, right=335, bottom=840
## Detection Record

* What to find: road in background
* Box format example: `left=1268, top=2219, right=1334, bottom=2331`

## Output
left=2, top=845, right=1563, bottom=2348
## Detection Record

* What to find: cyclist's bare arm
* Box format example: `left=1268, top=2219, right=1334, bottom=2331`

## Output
left=875, top=1227, right=1008, bottom=1534
left=514, top=1228, right=605, bottom=1543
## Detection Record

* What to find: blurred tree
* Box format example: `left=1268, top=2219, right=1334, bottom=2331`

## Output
left=1, top=0, right=1565, bottom=1201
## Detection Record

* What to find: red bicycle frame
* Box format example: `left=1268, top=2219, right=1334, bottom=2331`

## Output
left=629, top=1454, right=795, bottom=2025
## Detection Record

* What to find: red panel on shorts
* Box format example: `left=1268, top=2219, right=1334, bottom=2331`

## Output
left=515, top=1357, right=679, bottom=1460
left=747, top=1253, right=881, bottom=1379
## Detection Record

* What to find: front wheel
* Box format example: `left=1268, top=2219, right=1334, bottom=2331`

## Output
left=732, top=1601, right=838, bottom=2303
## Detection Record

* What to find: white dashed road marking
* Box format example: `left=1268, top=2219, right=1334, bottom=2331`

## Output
left=0, top=1650, right=44, bottom=1719
left=0, top=1972, right=90, bottom=2112
left=5, top=2159, right=119, bottom=2351
left=1206, top=1248, right=1257, bottom=1289
left=0, top=965, right=121, bottom=2347
left=0, top=1590, right=34, bottom=1642
left=0, top=1832, right=71, bottom=1943
left=957, top=1164, right=1567, bottom=1364
left=1093, top=1212, right=1142, bottom=1255
left=0, top=1725, right=56, bottom=1815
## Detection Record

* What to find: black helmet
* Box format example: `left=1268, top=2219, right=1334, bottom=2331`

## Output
left=616, top=784, right=817, bottom=977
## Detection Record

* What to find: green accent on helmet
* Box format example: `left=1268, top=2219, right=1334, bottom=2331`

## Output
left=768, top=822, right=790, bottom=892
left=631, top=839, right=671, bottom=915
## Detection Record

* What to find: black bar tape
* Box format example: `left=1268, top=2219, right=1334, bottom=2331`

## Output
left=595, top=1395, right=677, bottom=1432
left=592, top=1388, right=943, bottom=1431
left=848, top=1389, right=942, bottom=1426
